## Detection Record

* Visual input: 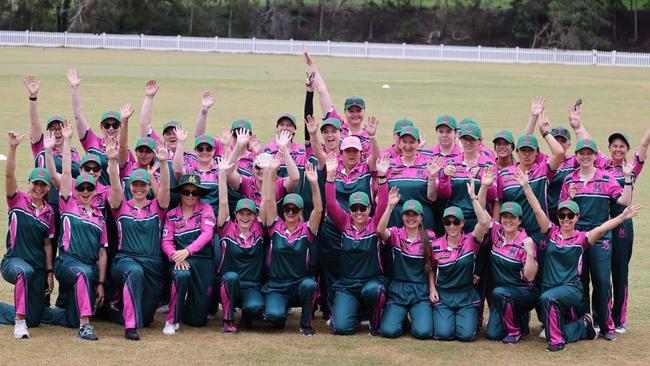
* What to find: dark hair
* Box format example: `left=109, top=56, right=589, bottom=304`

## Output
left=419, top=223, right=433, bottom=273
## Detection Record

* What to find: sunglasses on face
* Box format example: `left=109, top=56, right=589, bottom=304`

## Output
left=196, top=145, right=214, bottom=153
left=101, top=121, right=120, bottom=129
left=76, top=185, right=95, bottom=193
left=136, top=147, right=153, bottom=154
left=350, top=204, right=368, bottom=213
left=283, top=206, right=301, bottom=214
left=557, top=212, right=576, bottom=220
left=48, top=127, right=63, bottom=132
left=443, top=217, right=462, bottom=226
left=82, top=165, right=102, bottom=173
left=181, top=189, right=200, bottom=197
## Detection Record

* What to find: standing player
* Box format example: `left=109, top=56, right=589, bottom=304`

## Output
left=0, top=132, right=55, bottom=338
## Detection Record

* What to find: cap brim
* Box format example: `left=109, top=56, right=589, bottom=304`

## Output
left=608, top=133, right=630, bottom=147
left=402, top=209, right=422, bottom=215
left=30, top=178, right=51, bottom=186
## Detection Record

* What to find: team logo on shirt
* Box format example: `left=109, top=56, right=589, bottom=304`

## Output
left=509, top=247, right=518, bottom=257
left=416, top=169, right=424, bottom=177
left=593, top=182, right=602, bottom=192
left=601, top=239, right=610, bottom=250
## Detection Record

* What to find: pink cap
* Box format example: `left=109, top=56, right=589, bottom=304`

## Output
left=340, top=136, right=362, bottom=151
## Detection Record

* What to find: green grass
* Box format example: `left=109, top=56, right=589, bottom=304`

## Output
left=1, top=46, right=650, bottom=365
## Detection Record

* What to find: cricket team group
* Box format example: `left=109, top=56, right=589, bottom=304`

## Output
left=1, top=51, right=648, bottom=353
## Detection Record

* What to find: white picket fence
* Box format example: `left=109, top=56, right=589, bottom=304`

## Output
left=1, top=30, right=649, bottom=67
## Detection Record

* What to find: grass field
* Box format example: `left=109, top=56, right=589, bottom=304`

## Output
left=0, top=46, right=649, bottom=365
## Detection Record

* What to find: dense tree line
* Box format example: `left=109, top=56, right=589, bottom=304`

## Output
left=0, top=0, right=647, bottom=51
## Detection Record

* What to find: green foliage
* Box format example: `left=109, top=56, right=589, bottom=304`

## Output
left=399, top=18, right=420, bottom=42
left=548, top=0, right=611, bottom=49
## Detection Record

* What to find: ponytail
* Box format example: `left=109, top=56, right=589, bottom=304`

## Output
left=419, top=223, right=432, bottom=273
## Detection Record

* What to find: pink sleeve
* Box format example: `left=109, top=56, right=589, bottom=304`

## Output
left=80, top=128, right=100, bottom=152
left=153, top=199, right=167, bottom=221
left=238, top=175, right=254, bottom=197
left=277, top=177, right=289, bottom=196
left=186, top=205, right=216, bottom=255
left=58, top=195, right=71, bottom=212
left=161, top=214, right=176, bottom=261
left=608, top=175, right=623, bottom=200
left=110, top=199, right=127, bottom=219
left=6, top=190, right=22, bottom=209
left=148, top=129, right=162, bottom=145
left=496, top=172, right=505, bottom=201
left=214, top=140, right=225, bottom=159
left=31, top=134, right=44, bottom=158
left=120, top=163, right=132, bottom=179
left=372, top=182, right=389, bottom=227
left=580, top=231, right=590, bottom=251
left=325, top=181, right=349, bottom=232
left=489, top=220, right=501, bottom=246
left=99, top=221, right=108, bottom=248
left=437, top=171, right=452, bottom=200
left=386, top=227, right=400, bottom=247
left=559, top=175, right=571, bottom=201
left=633, top=153, right=644, bottom=177
left=328, top=107, right=342, bottom=122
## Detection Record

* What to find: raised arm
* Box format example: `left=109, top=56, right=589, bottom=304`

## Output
left=522, top=237, right=538, bottom=282
left=226, top=129, right=250, bottom=189
left=65, top=69, right=89, bottom=137
left=478, top=166, right=496, bottom=208
left=324, top=153, right=349, bottom=231
left=365, top=116, right=380, bottom=169
left=305, top=162, right=323, bottom=234
left=217, top=156, right=232, bottom=227
left=588, top=204, right=641, bottom=245
left=172, top=125, right=188, bottom=179
left=372, top=155, right=391, bottom=226
left=305, top=47, right=334, bottom=117
left=377, top=187, right=400, bottom=241
left=568, top=104, right=591, bottom=140
left=305, top=115, right=327, bottom=168
left=5, top=132, right=25, bottom=196
left=156, top=144, right=170, bottom=209
left=516, top=167, right=551, bottom=231
left=118, top=104, right=134, bottom=167
left=260, top=153, right=278, bottom=226
left=194, top=91, right=215, bottom=137
left=59, top=120, right=74, bottom=198
left=469, top=176, right=490, bottom=241
left=426, top=156, right=443, bottom=202
left=24, top=75, right=43, bottom=143
left=635, top=128, right=650, bottom=163
left=304, top=72, right=315, bottom=143
left=538, top=112, right=564, bottom=171
left=616, top=161, right=634, bottom=206
left=43, top=132, right=61, bottom=189
left=139, top=80, right=158, bottom=137
left=107, top=137, right=123, bottom=209
left=277, top=130, right=300, bottom=193
left=524, top=96, right=545, bottom=135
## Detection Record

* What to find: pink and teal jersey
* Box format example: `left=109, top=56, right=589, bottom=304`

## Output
left=58, top=195, right=108, bottom=264
left=326, top=107, right=371, bottom=158
left=600, top=152, right=644, bottom=216
left=185, top=161, right=220, bottom=212
left=217, top=220, right=265, bottom=283
left=161, top=202, right=216, bottom=261
left=385, top=226, right=436, bottom=283
left=120, top=161, right=160, bottom=201
left=266, top=219, right=316, bottom=281
left=421, top=144, right=462, bottom=160
left=238, top=175, right=287, bottom=208
left=32, top=134, right=81, bottom=208
left=386, top=153, right=436, bottom=229
left=488, top=221, right=535, bottom=288
left=80, top=128, right=135, bottom=185
left=5, top=191, right=55, bottom=269
left=111, top=198, right=166, bottom=258
left=560, top=168, right=622, bottom=229
left=431, top=232, right=481, bottom=290
left=542, top=223, right=590, bottom=289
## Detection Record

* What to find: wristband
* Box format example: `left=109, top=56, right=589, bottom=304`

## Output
left=376, top=175, right=386, bottom=179
left=29, top=96, right=37, bottom=101
left=624, top=181, right=633, bottom=186
left=541, top=130, right=550, bottom=138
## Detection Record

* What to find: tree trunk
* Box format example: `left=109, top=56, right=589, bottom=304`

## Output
left=632, top=0, right=638, bottom=41
left=228, top=0, right=234, bottom=38
left=319, top=0, right=324, bottom=36
left=189, top=4, right=194, bottom=35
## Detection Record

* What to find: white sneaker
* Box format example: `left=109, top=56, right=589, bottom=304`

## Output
left=162, top=322, right=179, bottom=335
left=287, top=307, right=296, bottom=315
left=156, top=304, right=170, bottom=314
left=615, top=326, right=626, bottom=334
left=14, top=319, right=29, bottom=339
left=594, top=325, right=601, bottom=334
left=538, top=329, right=546, bottom=338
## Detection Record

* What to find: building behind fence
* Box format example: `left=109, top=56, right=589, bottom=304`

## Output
left=1, top=30, right=649, bottom=68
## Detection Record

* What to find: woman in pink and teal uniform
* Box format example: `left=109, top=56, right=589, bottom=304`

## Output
left=0, top=132, right=55, bottom=339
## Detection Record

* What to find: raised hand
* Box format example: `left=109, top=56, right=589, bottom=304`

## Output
left=305, top=72, right=315, bottom=92
left=65, top=68, right=81, bottom=89
left=156, top=143, right=168, bottom=162
left=388, top=186, right=401, bottom=207
left=148, top=161, right=161, bottom=176
left=7, top=131, right=25, bottom=147
left=24, top=75, right=39, bottom=97
left=538, top=112, right=551, bottom=132
left=217, top=156, right=234, bottom=174
left=235, top=128, right=251, bottom=147
left=175, top=125, right=188, bottom=144
left=481, top=166, right=495, bottom=187
left=219, top=126, right=233, bottom=147
left=249, top=134, right=262, bottom=154
left=427, top=156, right=443, bottom=176
left=325, top=153, right=338, bottom=176
left=568, top=105, right=581, bottom=129
left=622, top=203, right=642, bottom=220
left=531, top=96, right=545, bottom=116
left=466, top=175, right=477, bottom=199
left=277, top=130, right=292, bottom=151
left=270, top=153, right=282, bottom=171
left=201, top=90, right=215, bottom=110
left=305, top=115, right=319, bottom=135
left=567, top=182, right=578, bottom=200
left=105, top=137, right=119, bottom=160
left=144, top=80, right=158, bottom=97
left=513, top=167, right=528, bottom=186
left=303, top=44, right=313, bottom=66
left=443, top=164, right=456, bottom=177
left=523, top=237, right=535, bottom=255
left=43, top=131, right=56, bottom=150
left=305, top=162, right=318, bottom=183
left=254, top=153, right=271, bottom=170
left=365, top=116, right=379, bottom=137
left=418, top=132, right=427, bottom=149
left=120, top=103, right=134, bottom=121
left=376, top=153, right=391, bottom=177
left=622, top=160, right=634, bottom=177
left=61, top=119, right=73, bottom=141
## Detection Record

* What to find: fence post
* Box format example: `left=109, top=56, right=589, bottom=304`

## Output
left=478, top=45, right=481, bottom=61
left=140, top=34, right=144, bottom=49
left=365, top=41, right=369, bottom=57
left=327, top=40, right=331, bottom=56
left=252, top=37, right=256, bottom=53
left=440, top=44, right=444, bottom=61
left=102, top=32, right=106, bottom=48
left=612, top=50, right=616, bottom=66
left=25, top=30, right=29, bottom=46
left=592, top=49, right=597, bottom=65
left=64, top=31, right=68, bottom=47
left=516, top=46, right=520, bottom=63
left=402, top=42, right=406, bottom=60
left=290, top=38, right=293, bottom=54
left=553, top=48, right=557, bottom=64
left=215, top=36, right=219, bottom=52
left=177, top=35, right=181, bottom=50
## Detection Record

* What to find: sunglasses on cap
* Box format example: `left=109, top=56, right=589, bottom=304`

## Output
left=101, top=121, right=120, bottom=130
left=283, top=206, right=301, bottom=214
left=350, top=204, right=368, bottom=213
left=82, top=165, right=101, bottom=173
left=75, top=184, right=95, bottom=193
left=557, top=212, right=577, bottom=220
left=196, top=145, right=214, bottom=153
left=181, top=189, right=200, bottom=197
left=443, top=217, right=462, bottom=226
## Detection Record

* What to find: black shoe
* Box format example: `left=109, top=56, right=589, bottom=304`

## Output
left=78, top=323, right=98, bottom=341
left=582, top=314, right=598, bottom=340
left=546, top=343, right=566, bottom=352
left=300, top=326, right=316, bottom=336
left=125, top=328, right=140, bottom=341
left=369, top=327, right=380, bottom=337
